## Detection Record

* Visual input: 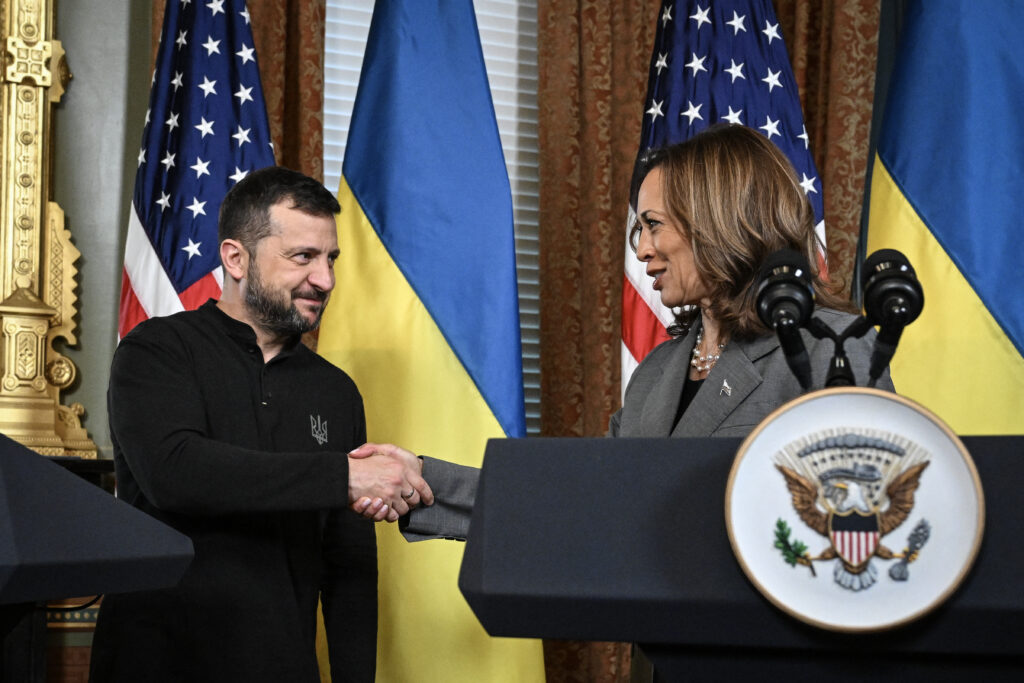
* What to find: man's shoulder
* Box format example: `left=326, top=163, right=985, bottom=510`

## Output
left=120, top=308, right=208, bottom=345
left=298, top=347, right=361, bottom=394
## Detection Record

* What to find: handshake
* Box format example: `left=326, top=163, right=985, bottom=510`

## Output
left=347, top=442, right=433, bottom=522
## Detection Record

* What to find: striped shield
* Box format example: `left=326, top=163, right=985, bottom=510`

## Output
left=829, top=510, right=880, bottom=570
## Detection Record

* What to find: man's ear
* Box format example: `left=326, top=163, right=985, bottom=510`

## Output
left=220, top=239, right=249, bottom=281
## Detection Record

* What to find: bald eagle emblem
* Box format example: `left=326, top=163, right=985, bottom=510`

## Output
left=773, top=430, right=931, bottom=591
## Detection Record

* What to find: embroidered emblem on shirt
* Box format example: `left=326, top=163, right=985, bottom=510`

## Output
left=310, top=415, right=328, bottom=445
left=721, top=379, right=732, bottom=396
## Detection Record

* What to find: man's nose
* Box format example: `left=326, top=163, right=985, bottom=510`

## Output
left=308, top=258, right=334, bottom=291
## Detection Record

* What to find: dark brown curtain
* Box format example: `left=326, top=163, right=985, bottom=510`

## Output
left=537, top=1, right=660, bottom=441
left=152, top=0, right=326, bottom=182
left=536, top=2, right=881, bottom=681
left=537, top=2, right=660, bottom=680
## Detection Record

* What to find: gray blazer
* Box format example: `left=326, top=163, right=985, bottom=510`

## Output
left=401, top=456, right=480, bottom=541
left=405, top=308, right=893, bottom=540
left=610, top=308, right=893, bottom=438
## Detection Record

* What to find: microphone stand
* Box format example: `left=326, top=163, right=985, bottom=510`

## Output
left=773, top=309, right=814, bottom=392
left=806, top=315, right=874, bottom=388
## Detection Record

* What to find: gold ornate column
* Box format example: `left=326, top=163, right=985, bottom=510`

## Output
left=1, top=0, right=95, bottom=456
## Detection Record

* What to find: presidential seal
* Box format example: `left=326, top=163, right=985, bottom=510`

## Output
left=725, top=388, right=984, bottom=632
left=772, top=430, right=930, bottom=591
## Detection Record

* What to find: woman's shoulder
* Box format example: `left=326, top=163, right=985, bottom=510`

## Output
left=623, top=334, right=687, bottom=395
left=640, top=334, right=689, bottom=365
left=812, top=306, right=861, bottom=326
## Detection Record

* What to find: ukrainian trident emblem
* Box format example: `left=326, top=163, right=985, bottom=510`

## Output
left=310, top=414, right=328, bottom=445
left=772, top=430, right=931, bottom=591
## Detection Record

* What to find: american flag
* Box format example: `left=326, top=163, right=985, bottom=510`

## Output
left=622, top=0, right=824, bottom=388
left=120, top=0, right=274, bottom=337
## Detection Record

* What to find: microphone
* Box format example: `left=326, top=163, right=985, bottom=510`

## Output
left=861, top=249, right=924, bottom=385
left=757, top=249, right=815, bottom=390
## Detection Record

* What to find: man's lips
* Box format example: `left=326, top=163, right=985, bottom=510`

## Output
left=294, top=291, right=326, bottom=307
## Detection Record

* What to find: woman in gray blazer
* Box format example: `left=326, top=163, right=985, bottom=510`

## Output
left=360, top=124, right=892, bottom=538
left=613, top=123, right=891, bottom=439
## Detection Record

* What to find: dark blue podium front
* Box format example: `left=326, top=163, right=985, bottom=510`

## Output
left=459, top=436, right=1023, bottom=681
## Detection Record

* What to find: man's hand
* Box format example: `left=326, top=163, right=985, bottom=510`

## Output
left=348, top=443, right=434, bottom=522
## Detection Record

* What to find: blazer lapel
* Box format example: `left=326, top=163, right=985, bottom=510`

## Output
left=640, top=326, right=698, bottom=437
left=673, top=333, right=779, bottom=437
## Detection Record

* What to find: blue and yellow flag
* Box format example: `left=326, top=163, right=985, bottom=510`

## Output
left=317, top=1, right=544, bottom=680
left=865, top=0, right=1024, bottom=434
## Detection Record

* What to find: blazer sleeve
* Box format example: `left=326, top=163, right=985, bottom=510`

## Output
left=400, top=456, right=480, bottom=542
left=607, top=409, right=622, bottom=437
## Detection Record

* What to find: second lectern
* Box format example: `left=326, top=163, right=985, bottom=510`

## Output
left=459, top=437, right=1024, bottom=681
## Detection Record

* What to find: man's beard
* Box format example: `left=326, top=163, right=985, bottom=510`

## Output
left=244, top=258, right=327, bottom=337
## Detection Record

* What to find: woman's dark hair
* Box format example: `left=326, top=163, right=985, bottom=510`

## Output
left=218, top=166, right=341, bottom=253
left=629, top=124, right=849, bottom=339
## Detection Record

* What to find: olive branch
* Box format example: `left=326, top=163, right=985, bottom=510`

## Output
left=774, top=518, right=815, bottom=576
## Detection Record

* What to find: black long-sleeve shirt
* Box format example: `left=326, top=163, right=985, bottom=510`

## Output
left=90, top=300, right=376, bottom=683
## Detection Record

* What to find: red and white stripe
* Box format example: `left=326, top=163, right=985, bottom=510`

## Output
left=119, top=206, right=223, bottom=339
left=621, top=223, right=673, bottom=394
left=831, top=529, right=879, bottom=568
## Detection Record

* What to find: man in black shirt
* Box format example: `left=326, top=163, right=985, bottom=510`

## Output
left=90, top=167, right=430, bottom=682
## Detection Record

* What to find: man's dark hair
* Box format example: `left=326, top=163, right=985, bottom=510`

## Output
left=218, top=166, right=341, bottom=251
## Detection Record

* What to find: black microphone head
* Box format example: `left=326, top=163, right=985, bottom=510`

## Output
left=863, top=248, right=915, bottom=278
left=756, top=249, right=814, bottom=328
left=759, top=248, right=812, bottom=281
left=862, top=249, right=924, bottom=325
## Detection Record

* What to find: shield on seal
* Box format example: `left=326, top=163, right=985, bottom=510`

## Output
left=829, top=510, right=880, bottom=569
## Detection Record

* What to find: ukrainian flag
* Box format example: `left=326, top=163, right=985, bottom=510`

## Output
left=317, top=1, right=544, bottom=680
left=865, top=0, right=1024, bottom=434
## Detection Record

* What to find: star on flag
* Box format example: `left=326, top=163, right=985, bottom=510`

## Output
left=120, top=0, right=275, bottom=338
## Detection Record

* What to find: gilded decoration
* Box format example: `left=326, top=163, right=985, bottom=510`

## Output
left=6, top=35, right=51, bottom=85
left=1, top=0, right=94, bottom=456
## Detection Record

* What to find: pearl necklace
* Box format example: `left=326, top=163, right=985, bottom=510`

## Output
left=690, top=328, right=725, bottom=373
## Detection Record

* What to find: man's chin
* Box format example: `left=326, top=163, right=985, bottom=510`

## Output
left=291, top=297, right=323, bottom=315
left=298, top=307, right=325, bottom=332
left=305, top=314, right=324, bottom=332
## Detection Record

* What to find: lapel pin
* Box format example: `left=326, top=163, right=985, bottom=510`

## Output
left=721, top=379, right=732, bottom=397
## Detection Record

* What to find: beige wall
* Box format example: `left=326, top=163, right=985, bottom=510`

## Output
left=52, top=1, right=152, bottom=458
